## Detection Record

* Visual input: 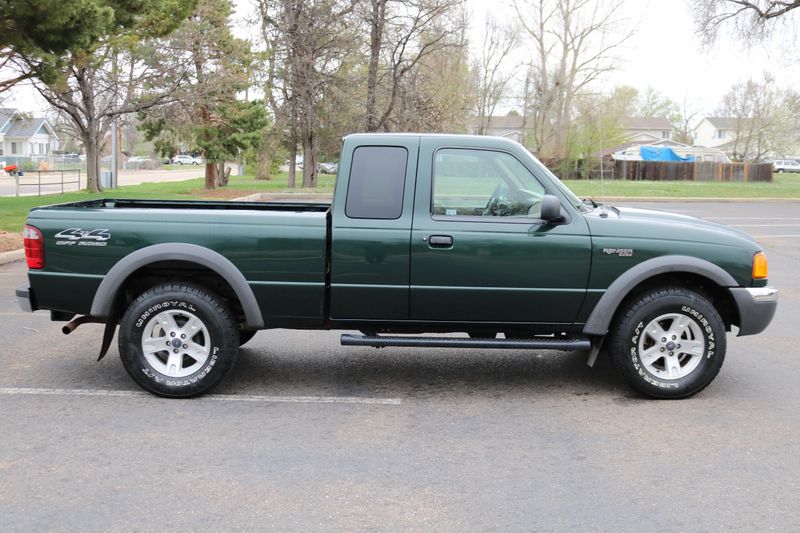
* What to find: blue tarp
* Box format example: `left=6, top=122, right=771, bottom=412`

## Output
left=640, top=146, right=695, bottom=162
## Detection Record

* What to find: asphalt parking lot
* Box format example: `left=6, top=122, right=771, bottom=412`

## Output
left=1, top=201, right=798, bottom=531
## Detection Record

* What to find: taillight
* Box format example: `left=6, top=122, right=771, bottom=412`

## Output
left=23, top=225, right=44, bottom=269
left=752, top=251, right=768, bottom=280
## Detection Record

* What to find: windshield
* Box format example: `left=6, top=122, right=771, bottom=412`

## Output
left=521, top=146, right=591, bottom=212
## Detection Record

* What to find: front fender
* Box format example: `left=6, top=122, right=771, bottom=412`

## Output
left=582, top=255, right=737, bottom=336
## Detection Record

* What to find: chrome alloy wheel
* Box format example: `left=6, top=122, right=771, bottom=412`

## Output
left=141, top=310, right=210, bottom=378
left=638, top=313, right=705, bottom=380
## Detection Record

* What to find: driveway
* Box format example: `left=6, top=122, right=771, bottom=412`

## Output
left=0, top=201, right=798, bottom=530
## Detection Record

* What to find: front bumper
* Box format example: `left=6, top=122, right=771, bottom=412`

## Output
left=15, top=285, right=36, bottom=313
left=729, top=286, right=778, bottom=336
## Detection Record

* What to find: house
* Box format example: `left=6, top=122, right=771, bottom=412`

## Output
left=609, top=139, right=730, bottom=163
left=0, top=108, right=59, bottom=161
left=694, top=117, right=740, bottom=148
left=621, top=117, right=674, bottom=143
left=472, top=114, right=531, bottom=144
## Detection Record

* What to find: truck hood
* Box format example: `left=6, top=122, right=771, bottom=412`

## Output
left=587, top=205, right=758, bottom=246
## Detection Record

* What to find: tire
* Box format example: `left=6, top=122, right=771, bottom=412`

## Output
left=118, top=282, right=239, bottom=398
left=777, top=169, right=784, bottom=173
left=238, top=329, right=257, bottom=346
left=607, top=286, right=726, bottom=399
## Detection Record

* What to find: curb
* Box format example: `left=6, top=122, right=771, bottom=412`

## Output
left=0, top=249, right=24, bottom=265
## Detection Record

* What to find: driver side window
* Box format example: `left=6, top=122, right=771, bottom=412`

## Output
left=432, top=148, right=546, bottom=218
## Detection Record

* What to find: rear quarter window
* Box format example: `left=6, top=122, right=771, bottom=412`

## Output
left=345, top=146, right=408, bottom=219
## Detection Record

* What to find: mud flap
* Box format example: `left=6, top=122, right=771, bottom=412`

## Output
left=586, top=336, right=604, bottom=367
left=97, top=318, right=118, bottom=361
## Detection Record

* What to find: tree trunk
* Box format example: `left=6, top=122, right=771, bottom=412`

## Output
left=204, top=161, right=216, bottom=190
left=255, top=146, right=272, bottom=180
left=366, top=0, right=385, bottom=132
left=84, top=132, right=101, bottom=193
left=215, top=161, right=230, bottom=187
left=302, top=129, right=316, bottom=188
left=287, top=142, right=297, bottom=189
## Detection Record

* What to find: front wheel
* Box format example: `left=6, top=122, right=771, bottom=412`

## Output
left=608, top=287, right=726, bottom=399
left=118, top=282, right=239, bottom=397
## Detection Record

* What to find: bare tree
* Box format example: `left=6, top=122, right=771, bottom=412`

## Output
left=514, top=0, right=633, bottom=160
left=719, top=73, right=800, bottom=160
left=259, top=0, right=357, bottom=188
left=673, top=97, right=701, bottom=145
left=363, top=0, right=466, bottom=132
left=34, top=45, right=181, bottom=192
left=692, top=0, right=800, bottom=44
left=474, top=16, right=520, bottom=135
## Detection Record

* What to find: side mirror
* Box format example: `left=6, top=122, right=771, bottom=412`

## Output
left=540, top=194, right=562, bottom=222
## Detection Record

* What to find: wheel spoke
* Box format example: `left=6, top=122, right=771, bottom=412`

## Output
left=670, top=315, right=692, bottom=338
left=142, top=337, right=166, bottom=353
left=182, top=315, right=203, bottom=336
left=665, top=355, right=682, bottom=378
left=165, top=352, right=183, bottom=376
left=640, top=346, right=663, bottom=366
left=680, top=339, right=705, bottom=357
left=186, top=341, right=209, bottom=362
left=646, top=321, right=667, bottom=341
left=158, top=312, right=179, bottom=332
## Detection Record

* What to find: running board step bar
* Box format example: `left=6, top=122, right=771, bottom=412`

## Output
left=340, top=334, right=591, bottom=351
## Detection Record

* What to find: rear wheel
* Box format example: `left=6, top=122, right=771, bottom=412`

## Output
left=118, top=282, right=239, bottom=397
left=608, top=287, right=726, bottom=399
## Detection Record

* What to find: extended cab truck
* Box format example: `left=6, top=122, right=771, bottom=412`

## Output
left=16, top=134, right=778, bottom=399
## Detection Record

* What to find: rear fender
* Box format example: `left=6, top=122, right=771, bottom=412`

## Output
left=90, top=243, right=264, bottom=329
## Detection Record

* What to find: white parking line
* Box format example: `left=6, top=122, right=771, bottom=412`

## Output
left=0, top=387, right=402, bottom=405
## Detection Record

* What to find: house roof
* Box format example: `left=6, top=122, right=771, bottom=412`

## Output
left=0, top=108, right=16, bottom=132
left=704, top=117, right=741, bottom=129
left=477, top=115, right=527, bottom=130
left=4, top=116, right=54, bottom=138
left=622, top=117, right=673, bottom=130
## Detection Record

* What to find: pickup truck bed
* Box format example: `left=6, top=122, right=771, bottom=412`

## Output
left=27, top=198, right=331, bottom=326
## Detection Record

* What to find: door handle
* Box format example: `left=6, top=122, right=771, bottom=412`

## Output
left=428, top=235, right=454, bottom=248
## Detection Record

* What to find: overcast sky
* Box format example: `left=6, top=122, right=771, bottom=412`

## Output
left=4, top=0, right=797, bottom=120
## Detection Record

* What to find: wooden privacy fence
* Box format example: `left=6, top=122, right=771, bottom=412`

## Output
left=614, top=161, right=773, bottom=182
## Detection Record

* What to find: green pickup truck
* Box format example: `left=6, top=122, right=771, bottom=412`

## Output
left=16, top=134, right=777, bottom=399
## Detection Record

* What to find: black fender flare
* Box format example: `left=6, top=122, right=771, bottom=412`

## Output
left=582, top=255, right=737, bottom=336
left=90, top=243, right=264, bottom=329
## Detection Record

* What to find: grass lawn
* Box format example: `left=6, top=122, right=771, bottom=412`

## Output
left=563, top=173, right=800, bottom=199
left=1, top=170, right=798, bottom=234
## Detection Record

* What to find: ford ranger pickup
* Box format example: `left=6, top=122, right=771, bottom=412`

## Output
left=15, top=134, right=778, bottom=398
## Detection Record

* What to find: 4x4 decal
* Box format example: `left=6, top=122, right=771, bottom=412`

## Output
left=55, top=228, right=111, bottom=247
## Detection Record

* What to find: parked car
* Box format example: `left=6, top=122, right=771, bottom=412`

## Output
left=772, top=159, right=800, bottom=173
left=172, top=154, right=203, bottom=165
left=16, top=134, right=777, bottom=400
left=317, top=162, right=338, bottom=174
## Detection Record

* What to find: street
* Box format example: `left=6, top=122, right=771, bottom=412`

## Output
left=0, top=167, right=203, bottom=197
left=0, top=201, right=798, bottom=531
